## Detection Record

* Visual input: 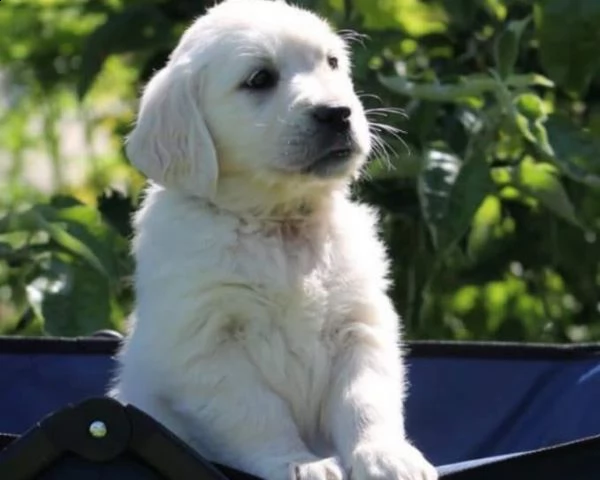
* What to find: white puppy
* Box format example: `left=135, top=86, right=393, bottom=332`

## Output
left=111, top=1, right=437, bottom=479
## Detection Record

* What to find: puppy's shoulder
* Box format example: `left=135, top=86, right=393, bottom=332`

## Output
left=329, top=194, right=391, bottom=287
left=331, top=194, right=384, bottom=248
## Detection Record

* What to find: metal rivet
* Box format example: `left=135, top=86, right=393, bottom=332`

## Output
left=89, top=420, right=107, bottom=438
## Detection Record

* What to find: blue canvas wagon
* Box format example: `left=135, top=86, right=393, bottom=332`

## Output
left=1, top=333, right=599, bottom=479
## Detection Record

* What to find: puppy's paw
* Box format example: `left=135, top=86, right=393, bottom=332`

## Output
left=350, top=441, right=437, bottom=480
left=291, top=457, right=345, bottom=480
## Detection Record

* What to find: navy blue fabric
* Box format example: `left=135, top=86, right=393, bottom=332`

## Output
left=405, top=355, right=600, bottom=465
left=0, top=351, right=114, bottom=435
left=1, top=339, right=599, bottom=468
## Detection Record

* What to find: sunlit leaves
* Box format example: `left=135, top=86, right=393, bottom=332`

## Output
left=2, top=0, right=600, bottom=342
left=78, top=4, right=173, bottom=98
left=510, top=159, right=581, bottom=228
left=380, top=73, right=553, bottom=103
left=353, top=0, right=448, bottom=36
left=0, top=197, right=130, bottom=336
left=368, top=0, right=600, bottom=341
left=467, top=195, right=513, bottom=262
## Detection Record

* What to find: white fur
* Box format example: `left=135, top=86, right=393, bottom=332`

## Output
left=111, top=1, right=437, bottom=479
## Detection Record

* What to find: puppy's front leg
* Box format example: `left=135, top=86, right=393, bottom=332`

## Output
left=326, top=298, right=437, bottom=480
left=169, top=346, right=343, bottom=480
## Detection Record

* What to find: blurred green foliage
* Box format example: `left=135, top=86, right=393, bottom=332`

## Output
left=1, top=0, right=600, bottom=342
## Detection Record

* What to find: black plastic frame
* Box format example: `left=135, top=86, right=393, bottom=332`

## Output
left=0, top=397, right=232, bottom=480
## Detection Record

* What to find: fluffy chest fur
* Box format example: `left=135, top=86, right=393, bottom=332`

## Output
left=203, top=214, right=344, bottom=434
left=119, top=186, right=392, bottom=453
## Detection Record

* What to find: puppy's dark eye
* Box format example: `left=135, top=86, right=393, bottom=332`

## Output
left=243, top=68, right=278, bottom=90
left=327, top=55, right=339, bottom=70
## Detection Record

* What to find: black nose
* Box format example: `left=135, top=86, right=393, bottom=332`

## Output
left=312, top=105, right=352, bottom=132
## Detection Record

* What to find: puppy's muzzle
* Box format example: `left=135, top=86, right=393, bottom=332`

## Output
left=298, top=104, right=359, bottom=177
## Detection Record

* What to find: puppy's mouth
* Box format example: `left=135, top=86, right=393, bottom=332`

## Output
left=301, top=141, right=359, bottom=177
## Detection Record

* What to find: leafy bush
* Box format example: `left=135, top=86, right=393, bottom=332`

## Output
left=1, top=0, right=600, bottom=342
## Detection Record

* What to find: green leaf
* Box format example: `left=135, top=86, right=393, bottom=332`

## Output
left=50, top=205, right=126, bottom=279
left=49, top=195, right=85, bottom=209
left=535, top=0, right=600, bottom=95
left=510, top=159, right=582, bottom=227
left=418, top=150, right=494, bottom=252
left=32, top=210, right=109, bottom=279
left=40, top=261, right=112, bottom=337
left=514, top=93, right=547, bottom=122
left=543, top=116, right=600, bottom=188
left=380, top=73, right=553, bottom=103
left=0, top=242, right=13, bottom=259
left=0, top=208, right=40, bottom=234
left=483, top=0, right=507, bottom=20
left=406, top=101, right=439, bottom=142
left=419, top=151, right=460, bottom=242
left=0, top=202, right=127, bottom=283
left=467, top=195, right=505, bottom=260
left=78, top=5, right=173, bottom=98
left=512, top=94, right=554, bottom=158
left=494, top=17, right=530, bottom=79
left=354, top=0, right=447, bottom=36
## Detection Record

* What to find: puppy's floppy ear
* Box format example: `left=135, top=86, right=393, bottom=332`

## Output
left=126, top=65, right=218, bottom=198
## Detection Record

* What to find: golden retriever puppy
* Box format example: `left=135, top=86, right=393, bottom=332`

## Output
left=112, top=1, right=437, bottom=479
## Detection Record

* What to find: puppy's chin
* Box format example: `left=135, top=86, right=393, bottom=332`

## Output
left=298, top=150, right=363, bottom=179
left=275, top=140, right=368, bottom=181
left=286, top=130, right=370, bottom=180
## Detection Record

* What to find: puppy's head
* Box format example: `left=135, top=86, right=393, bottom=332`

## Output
left=127, top=0, right=371, bottom=207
